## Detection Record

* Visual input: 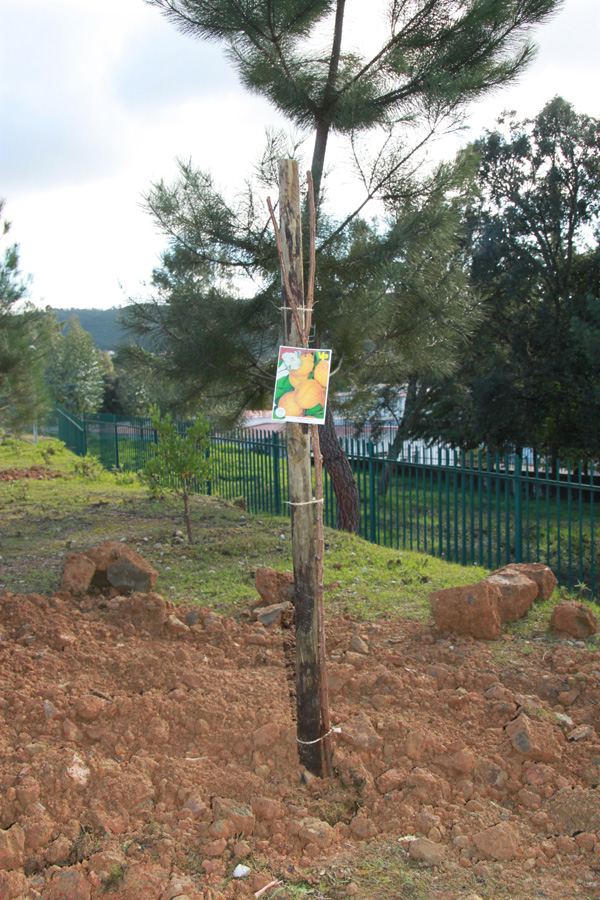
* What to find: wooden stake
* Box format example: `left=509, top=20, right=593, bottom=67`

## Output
left=278, top=159, right=322, bottom=776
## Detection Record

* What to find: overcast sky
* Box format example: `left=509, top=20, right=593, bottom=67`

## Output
left=2, top=0, right=599, bottom=312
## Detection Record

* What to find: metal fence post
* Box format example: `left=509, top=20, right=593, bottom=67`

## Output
left=272, top=432, right=281, bottom=515
left=368, top=441, right=376, bottom=544
left=514, top=454, right=523, bottom=563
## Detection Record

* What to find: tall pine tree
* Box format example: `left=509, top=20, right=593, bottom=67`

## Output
left=140, top=0, right=561, bottom=530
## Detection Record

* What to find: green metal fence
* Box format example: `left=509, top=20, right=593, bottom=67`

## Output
left=57, top=408, right=599, bottom=598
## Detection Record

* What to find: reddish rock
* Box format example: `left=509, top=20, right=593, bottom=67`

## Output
left=429, top=581, right=502, bottom=640
left=106, top=591, right=167, bottom=633
left=473, top=821, right=519, bottom=860
left=376, top=768, right=406, bottom=794
left=254, top=568, right=294, bottom=607
left=106, top=550, right=158, bottom=594
left=61, top=553, right=96, bottom=594
left=492, top=562, right=558, bottom=601
left=114, top=863, right=171, bottom=899
left=0, top=825, right=24, bottom=871
left=546, top=787, right=600, bottom=835
left=0, top=871, right=28, bottom=900
left=327, top=663, right=355, bottom=695
left=211, top=798, right=255, bottom=836
left=505, top=712, right=562, bottom=763
left=338, top=712, right=383, bottom=753
left=408, top=838, right=446, bottom=865
left=45, top=866, right=92, bottom=900
left=298, top=818, right=334, bottom=849
left=484, top=570, right=538, bottom=622
left=252, top=601, right=293, bottom=627
left=550, top=601, right=599, bottom=638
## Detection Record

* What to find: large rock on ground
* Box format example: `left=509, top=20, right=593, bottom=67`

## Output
left=473, top=822, right=520, bottom=860
left=504, top=712, right=562, bottom=763
left=484, top=570, right=538, bottom=622
left=254, top=568, right=294, bottom=607
left=550, top=600, right=599, bottom=638
left=493, top=562, right=557, bottom=602
left=429, top=581, right=502, bottom=640
left=105, top=592, right=167, bottom=633
left=61, top=542, right=158, bottom=594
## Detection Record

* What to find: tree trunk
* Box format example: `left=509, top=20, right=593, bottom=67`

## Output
left=320, top=405, right=360, bottom=533
left=182, top=491, right=194, bottom=544
left=378, top=377, right=419, bottom=496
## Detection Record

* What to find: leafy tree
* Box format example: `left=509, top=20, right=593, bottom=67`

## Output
left=45, top=315, right=105, bottom=417
left=139, top=406, right=213, bottom=543
left=411, top=98, right=600, bottom=459
left=133, top=0, right=560, bottom=529
left=0, top=200, right=52, bottom=433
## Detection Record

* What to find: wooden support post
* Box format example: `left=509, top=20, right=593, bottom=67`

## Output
left=278, top=159, right=322, bottom=776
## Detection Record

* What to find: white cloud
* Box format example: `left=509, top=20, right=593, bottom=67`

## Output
left=2, top=0, right=599, bottom=311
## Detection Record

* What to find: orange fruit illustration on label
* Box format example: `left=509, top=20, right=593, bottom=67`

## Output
left=313, top=359, right=329, bottom=388
left=289, top=370, right=309, bottom=388
left=295, top=378, right=325, bottom=410
left=278, top=391, right=304, bottom=417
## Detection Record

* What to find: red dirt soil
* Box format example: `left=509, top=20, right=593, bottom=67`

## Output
left=1, top=580, right=600, bottom=899
left=0, top=467, right=63, bottom=483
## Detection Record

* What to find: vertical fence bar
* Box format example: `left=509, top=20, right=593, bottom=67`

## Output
left=514, top=454, right=522, bottom=563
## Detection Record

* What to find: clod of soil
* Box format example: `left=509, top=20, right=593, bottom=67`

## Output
left=0, top=467, right=63, bottom=482
left=1, top=581, right=600, bottom=899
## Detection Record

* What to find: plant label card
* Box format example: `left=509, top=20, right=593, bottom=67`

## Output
left=272, top=347, right=332, bottom=424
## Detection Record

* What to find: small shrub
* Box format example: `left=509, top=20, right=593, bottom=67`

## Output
left=139, top=407, right=213, bottom=544
left=73, top=454, right=104, bottom=480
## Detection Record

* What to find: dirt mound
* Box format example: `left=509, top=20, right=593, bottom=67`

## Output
left=0, top=467, right=62, bottom=482
left=1, top=581, right=600, bottom=899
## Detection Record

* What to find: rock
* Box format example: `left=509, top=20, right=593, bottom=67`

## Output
left=473, top=757, right=507, bottom=789
left=45, top=865, right=92, bottom=900
left=349, top=814, right=377, bottom=840
left=45, top=834, right=72, bottom=864
left=327, top=664, right=355, bottom=695
left=492, top=563, right=557, bottom=602
left=212, top=798, right=255, bottom=836
left=204, top=838, right=228, bottom=857
left=429, top=581, right=502, bottom=640
left=376, top=768, right=406, bottom=794
left=254, top=568, right=294, bottom=607
left=408, top=838, right=446, bottom=866
left=484, top=570, right=538, bottom=622
left=298, top=818, right=334, bottom=850
left=115, top=862, right=171, bottom=899
left=106, top=592, right=167, bottom=633
left=473, top=821, right=519, bottom=860
left=252, top=722, right=280, bottom=749
left=338, top=712, right=383, bottom=753
left=0, top=871, right=28, bottom=900
left=233, top=864, right=251, bottom=878
left=251, top=797, right=285, bottom=821
left=504, top=712, right=562, bottom=762
left=165, top=614, right=189, bottom=636
left=61, top=553, right=96, bottom=594
left=568, top=724, right=593, bottom=742
left=252, top=602, right=293, bottom=627
left=550, top=601, right=599, bottom=638
left=107, top=550, right=158, bottom=593
left=546, top=787, right=600, bottom=835
left=350, top=635, right=369, bottom=654
left=0, top=825, right=24, bottom=871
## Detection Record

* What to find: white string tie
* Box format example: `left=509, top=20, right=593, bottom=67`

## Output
left=285, top=498, right=324, bottom=507
left=296, top=726, right=342, bottom=745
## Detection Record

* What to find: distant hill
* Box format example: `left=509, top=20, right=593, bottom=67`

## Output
left=52, top=308, right=130, bottom=352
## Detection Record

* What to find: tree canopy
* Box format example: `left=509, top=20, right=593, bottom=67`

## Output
left=0, top=200, right=52, bottom=433
left=409, top=97, right=600, bottom=460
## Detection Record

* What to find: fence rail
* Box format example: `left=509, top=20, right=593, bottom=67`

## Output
left=56, top=408, right=599, bottom=599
